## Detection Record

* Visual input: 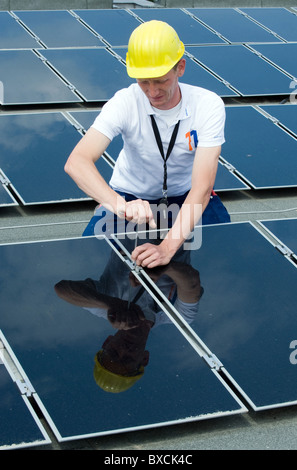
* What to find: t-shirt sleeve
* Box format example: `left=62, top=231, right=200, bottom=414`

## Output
left=197, top=94, right=226, bottom=148
left=91, top=89, right=129, bottom=141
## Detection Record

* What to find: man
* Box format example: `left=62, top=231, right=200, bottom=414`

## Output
left=65, top=20, right=230, bottom=268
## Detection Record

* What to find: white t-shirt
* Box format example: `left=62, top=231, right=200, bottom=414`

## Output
left=91, top=82, right=225, bottom=200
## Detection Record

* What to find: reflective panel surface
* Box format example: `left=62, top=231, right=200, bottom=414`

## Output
left=74, top=9, right=141, bottom=46
left=222, top=106, right=297, bottom=189
left=0, top=50, right=81, bottom=105
left=261, top=218, right=297, bottom=256
left=132, top=8, right=226, bottom=44
left=259, top=105, right=297, bottom=137
left=187, top=8, right=282, bottom=43
left=0, top=112, right=112, bottom=204
left=137, top=222, right=297, bottom=410
left=0, top=360, right=49, bottom=449
left=0, top=237, right=245, bottom=441
left=0, top=11, right=40, bottom=49
left=41, top=48, right=134, bottom=102
left=241, top=7, right=297, bottom=42
left=253, top=43, right=297, bottom=80
left=186, top=45, right=292, bottom=96
left=14, top=10, right=105, bottom=48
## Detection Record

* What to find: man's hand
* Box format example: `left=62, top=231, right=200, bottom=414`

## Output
left=132, top=241, right=173, bottom=269
left=117, top=199, right=156, bottom=228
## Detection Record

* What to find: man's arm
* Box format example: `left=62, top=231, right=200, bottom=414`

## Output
left=132, top=145, right=220, bottom=268
left=65, top=128, right=156, bottom=226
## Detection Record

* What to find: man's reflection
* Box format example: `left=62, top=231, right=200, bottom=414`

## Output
left=54, top=245, right=203, bottom=393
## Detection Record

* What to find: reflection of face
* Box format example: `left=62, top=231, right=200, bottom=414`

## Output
left=136, top=60, right=185, bottom=110
left=101, top=332, right=149, bottom=376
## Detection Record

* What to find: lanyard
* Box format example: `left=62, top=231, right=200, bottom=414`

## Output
left=150, top=115, right=180, bottom=205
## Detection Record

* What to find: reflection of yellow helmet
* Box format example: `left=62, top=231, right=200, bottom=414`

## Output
left=93, top=352, right=144, bottom=394
left=126, top=20, right=185, bottom=79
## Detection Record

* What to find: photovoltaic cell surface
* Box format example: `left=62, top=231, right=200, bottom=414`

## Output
left=0, top=50, right=81, bottom=105
left=240, top=7, right=297, bottom=42
left=259, top=104, right=297, bottom=137
left=74, top=9, right=141, bottom=46
left=132, top=8, right=226, bottom=44
left=252, top=43, right=297, bottom=81
left=41, top=48, right=134, bottom=102
left=0, top=358, right=50, bottom=449
left=14, top=10, right=105, bottom=48
left=121, top=222, right=297, bottom=410
left=0, top=112, right=112, bottom=204
left=186, top=45, right=292, bottom=96
left=187, top=8, right=282, bottom=43
left=221, top=106, right=297, bottom=189
left=260, top=218, right=297, bottom=256
left=0, top=237, right=245, bottom=441
left=0, top=11, right=40, bottom=49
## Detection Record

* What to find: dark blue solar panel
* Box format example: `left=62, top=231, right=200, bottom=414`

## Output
left=0, top=112, right=112, bottom=204
left=187, top=8, right=282, bottom=43
left=252, top=43, right=297, bottom=82
left=132, top=8, right=226, bottom=44
left=186, top=45, right=292, bottom=96
left=0, top=359, right=49, bottom=449
left=261, top=218, right=297, bottom=256
left=240, top=7, right=297, bottom=42
left=0, top=50, right=81, bottom=105
left=259, top=104, right=297, bottom=137
left=0, top=237, right=245, bottom=441
left=134, top=222, right=297, bottom=410
left=0, top=11, right=40, bottom=49
left=222, top=106, right=297, bottom=189
left=14, top=10, right=105, bottom=48
left=215, top=162, right=248, bottom=191
left=41, top=48, right=134, bottom=102
left=74, top=9, right=141, bottom=46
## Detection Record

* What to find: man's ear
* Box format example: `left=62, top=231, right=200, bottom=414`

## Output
left=177, top=58, right=186, bottom=78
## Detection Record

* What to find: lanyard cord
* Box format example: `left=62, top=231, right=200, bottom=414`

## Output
left=150, top=115, right=180, bottom=202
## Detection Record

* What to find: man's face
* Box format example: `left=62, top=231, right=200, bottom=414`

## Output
left=136, top=59, right=185, bottom=110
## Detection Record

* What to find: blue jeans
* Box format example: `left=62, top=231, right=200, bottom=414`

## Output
left=82, top=191, right=230, bottom=237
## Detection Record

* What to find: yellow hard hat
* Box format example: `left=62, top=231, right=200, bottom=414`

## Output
left=126, top=20, right=185, bottom=79
left=93, top=352, right=144, bottom=394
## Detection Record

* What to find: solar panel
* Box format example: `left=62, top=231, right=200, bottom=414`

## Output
left=221, top=106, right=297, bottom=189
left=121, top=222, right=297, bottom=410
left=186, top=45, right=292, bottom=97
left=74, top=9, right=141, bottom=46
left=0, top=50, right=81, bottom=105
left=259, top=104, right=297, bottom=137
left=41, top=48, right=134, bottom=102
left=0, top=237, right=246, bottom=442
left=0, top=11, right=40, bottom=49
left=186, top=8, right=283, bottom=43
left=252, top=43, right=297, bottom=82
left=0, top=112, right=113, bottom=204
left=14, top=10, right=105, bottom=48
left=0, top=334, right=50, bottom=449
left=240, top=7, right=297, bottom=42
left=131, top=8, right=227, bottom=44
left=260, top=218, right=297, bottom=257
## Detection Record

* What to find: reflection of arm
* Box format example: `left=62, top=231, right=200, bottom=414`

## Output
left=54, top=279, right=111, bottom=309
left=149, top=262, right=202, bottom=303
